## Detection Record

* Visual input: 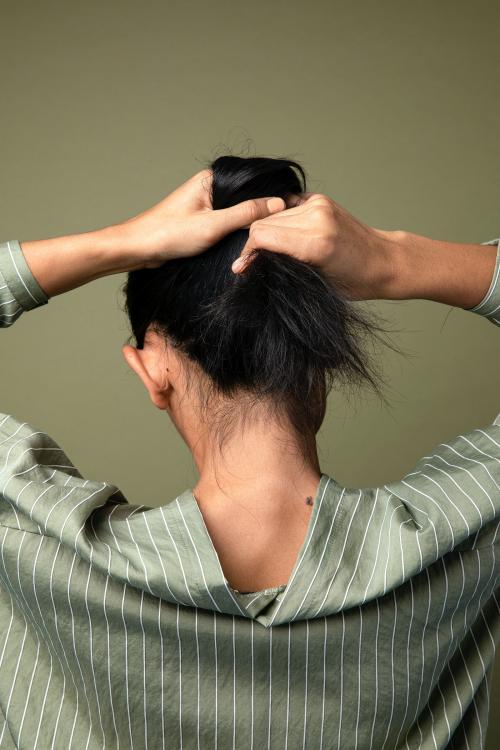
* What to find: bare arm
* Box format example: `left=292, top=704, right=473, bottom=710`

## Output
left=18, top=170, right=285, bottom=298
left=232, top=193, right=498, bottom=310
left=381, top=229, right=498, bottom=310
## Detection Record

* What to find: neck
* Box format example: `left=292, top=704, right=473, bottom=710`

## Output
left=188, top=418, right=322, bottom=525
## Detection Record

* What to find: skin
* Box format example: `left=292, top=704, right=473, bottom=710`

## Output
left=232, top=190, right=498, bottom=309
left=19, top=169, right=498, bottom=591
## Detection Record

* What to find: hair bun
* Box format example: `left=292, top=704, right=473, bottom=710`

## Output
left=210, top=155, right=306, bottom=210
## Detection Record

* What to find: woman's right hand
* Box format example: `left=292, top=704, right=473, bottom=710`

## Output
left=231, top=192, right=403, bottom=302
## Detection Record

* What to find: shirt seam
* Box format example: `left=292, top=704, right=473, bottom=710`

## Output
left=0, top=521, right=45, bottom=537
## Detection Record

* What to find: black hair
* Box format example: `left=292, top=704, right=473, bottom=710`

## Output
left=122, top=154, right=397, bottom=463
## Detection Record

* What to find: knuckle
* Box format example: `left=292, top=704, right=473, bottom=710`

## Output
left=310, top=194, right=332, bottom=209
left=250, top=226, right=269, bottom=249
left=247, top=200, right=263, bottom=223
left=249, top=221, right=263, bottom=238
left=311, top=204, right=329, bottom=221
left=310, top=199, right=337, bottom=227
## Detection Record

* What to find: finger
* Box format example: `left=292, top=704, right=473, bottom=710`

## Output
left=231, top=225, right=301, bottom=273
left=214, top=196, right=286, bottom=235
left=249, top=194, right=323, bottom=224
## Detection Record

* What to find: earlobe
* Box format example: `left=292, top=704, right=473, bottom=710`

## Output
left=121, top=344, right=170, bottom=410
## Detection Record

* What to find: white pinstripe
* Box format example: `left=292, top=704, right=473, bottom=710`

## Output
left=233, top=615, right=236, bottom=750
left=89, top=512, right=121, bottom=748
left=214, top=611, right=218, bottom=750
left=354, top=605, right=363, bottom=750
left=176, top=604, right=183, bottom=750
left=320, top=617, right=327, bottom=750
left=302, top=619, right=309, bottom=749
left=380, top=590, right=398, bottom=750
left=31, top=535, right=57, bottom=750
left=284, top=621, right=289, bottom=750
left=194, top=607, right=200, bottom=750
left=140, top=589, right=148, bottom=750
left=337, top=610, right=345, bottom=749
left=84, top=525, right=107, bottom=748
left=267, top=620, right=272, bottom=749
left=391, top=533, right=415, bottom=749
left=369, top=598, right=381, bottom=750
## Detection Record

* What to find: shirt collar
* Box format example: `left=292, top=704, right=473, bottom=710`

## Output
left=93, top=473, right=350, bottom=626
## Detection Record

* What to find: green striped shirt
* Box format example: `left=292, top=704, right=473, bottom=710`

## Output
left=0, top=237, right=499, bottom=750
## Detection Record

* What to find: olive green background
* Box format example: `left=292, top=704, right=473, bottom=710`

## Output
left=1, top=0, right=499, bottom=745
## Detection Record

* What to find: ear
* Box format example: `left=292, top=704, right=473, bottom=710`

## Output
left=122, top=344, right=171, bottom=410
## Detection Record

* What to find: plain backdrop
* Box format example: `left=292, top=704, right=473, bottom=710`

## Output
left=1, top=0, right=499, bottom=746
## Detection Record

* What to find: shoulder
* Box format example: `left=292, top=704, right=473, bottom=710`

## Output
left=0, top=412, right=128, bottom=537
left=380, top=419, right=500, bottom=562
left=0, top=410, right=84, bottom=484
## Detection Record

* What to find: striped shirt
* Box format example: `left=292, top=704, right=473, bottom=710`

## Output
left=0, top=237, right=499, bottom=750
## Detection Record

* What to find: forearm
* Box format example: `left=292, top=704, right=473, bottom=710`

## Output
left=378, top=229, right=499, bottom=309
left=20, top=225, right=141, bottom=298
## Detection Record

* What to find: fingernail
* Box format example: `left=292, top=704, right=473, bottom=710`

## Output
left=232, top=258, right=244, bottom=273
left=266, top=197, right=284, bottom=212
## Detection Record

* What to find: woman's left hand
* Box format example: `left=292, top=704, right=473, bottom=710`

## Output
left=112, top=169, right=286, bottom=268
left=19, top=170, right=286, bottom=298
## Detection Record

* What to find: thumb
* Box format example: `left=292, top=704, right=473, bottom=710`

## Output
left=215, top=196, right=285, bottom=235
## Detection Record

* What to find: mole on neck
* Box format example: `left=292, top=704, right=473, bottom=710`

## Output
left=305, top=496, right=314, bottom=506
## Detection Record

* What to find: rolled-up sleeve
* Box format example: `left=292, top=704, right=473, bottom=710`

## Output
left=0, top=240, right=49, bottom=327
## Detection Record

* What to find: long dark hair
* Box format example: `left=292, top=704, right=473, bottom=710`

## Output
left=122, top=154, right=397, bottom=462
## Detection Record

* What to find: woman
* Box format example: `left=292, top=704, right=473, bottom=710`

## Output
left=0, top=155, right=498, bottom=750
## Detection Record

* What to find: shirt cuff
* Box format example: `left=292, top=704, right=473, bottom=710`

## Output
left=0, top=240, right=49, bottom=312
left=467, top=238, right=500, bottom=316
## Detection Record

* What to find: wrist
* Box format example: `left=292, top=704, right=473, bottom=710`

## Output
left=20, top=226, right=140, bottom=299
left=103, top=219, right=177, bottom=270
left=368, top=228, right=409, bottom=301
left=92, top=224, right=149, bottom=273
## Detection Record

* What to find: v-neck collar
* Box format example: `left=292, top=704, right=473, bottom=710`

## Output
left=45, top=473, right=348, bottom=627
left=170, top=472, right=348, bottom=625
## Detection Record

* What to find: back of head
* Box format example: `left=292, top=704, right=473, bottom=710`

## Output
left=123, top=154, right=386, bottom=460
